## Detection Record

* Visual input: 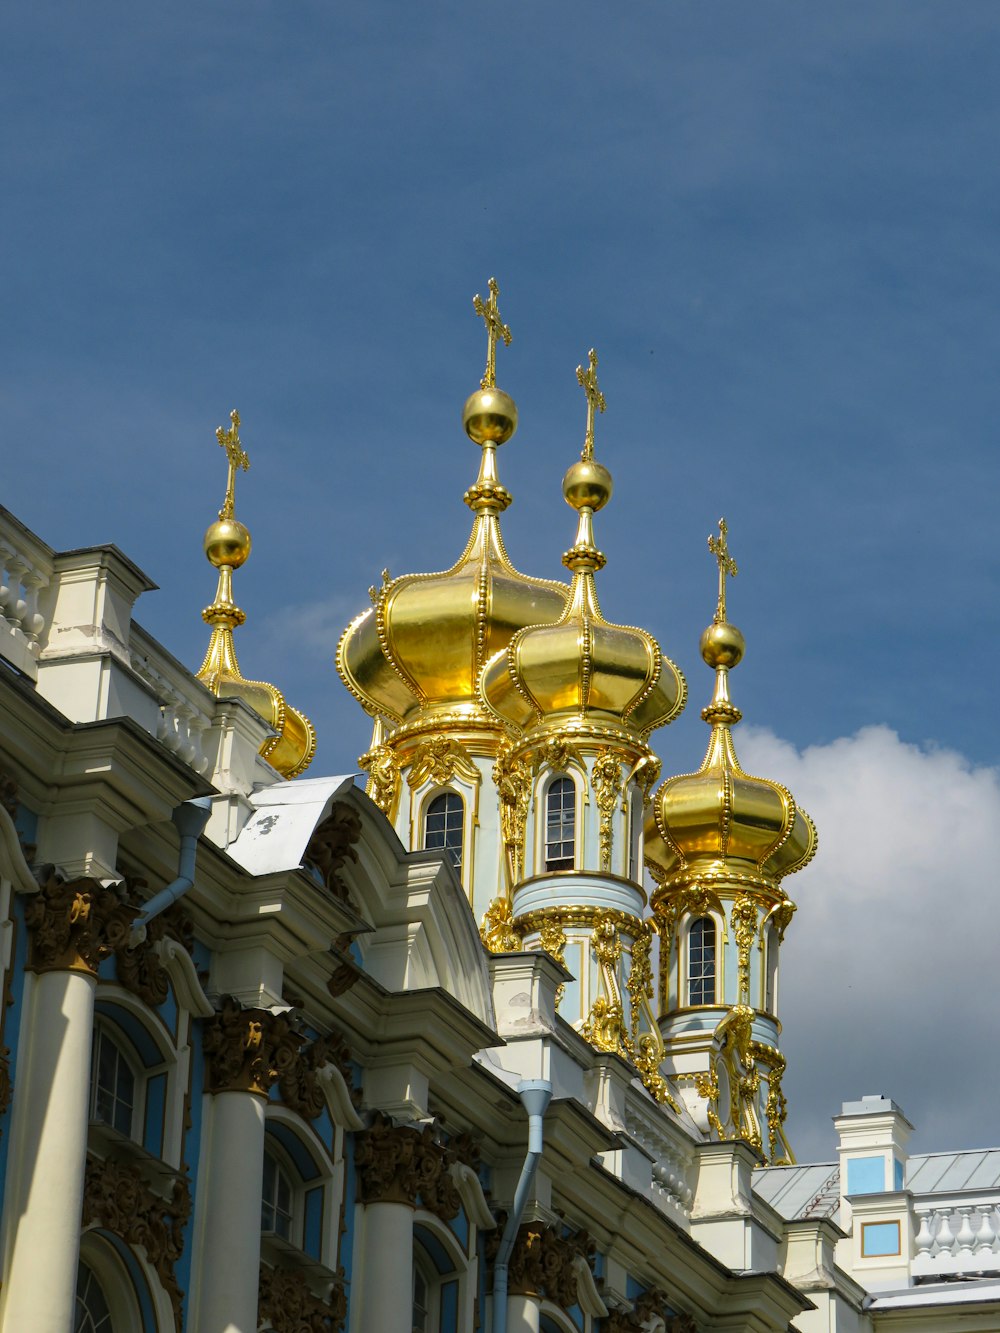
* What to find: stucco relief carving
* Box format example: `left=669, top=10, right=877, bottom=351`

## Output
left=203, top=996, right=304, bottom=1097
left=303, top=803, right=363, bottom=903
left=258, top=1262, right=347, bottom=1333
left=355, top=1115, right=462, bottom=1219
left=114, top=900, right=193, bottom=1008
left=24, top=872, right=138, bottom=976
left=82, top=1154, right=190, bottom=1331
left=279, top=1028, right=361, bottom=1119
left=492, top=1220, right=596, bottom=1310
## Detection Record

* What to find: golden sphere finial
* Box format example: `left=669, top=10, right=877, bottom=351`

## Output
left=462, top=387, right=518, bottom=445
left=204, top=518, right=252, bottom=569
left=562, top=458, right=613, bottom=512
left=700, top=620, right=745, bottom=669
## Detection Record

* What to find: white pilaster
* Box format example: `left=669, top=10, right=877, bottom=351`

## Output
left=355, top=1199, right=413, bottom=1333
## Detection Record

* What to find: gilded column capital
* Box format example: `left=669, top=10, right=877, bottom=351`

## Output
left=82, top=1155, right=191, bottom=1332
left=203, top=996, right=304, bottom=1098
left=355, top=1115, right=461, bottom=1218
left=491, top=1220, right=596, bottom=1310
left=24, top=872, right=138, bottom=977
left=258, top=1262, right=347, bottom=1333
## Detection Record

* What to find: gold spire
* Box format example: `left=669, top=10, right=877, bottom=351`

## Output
left=196, top=410, right=316, bottom=779
left=480, top=350, right=685, bottom=746
left=645, top=519, right=816, bottom=894
left=576, top=348, right=606, bottom=461
left=473, top=276, right=512, bottom=390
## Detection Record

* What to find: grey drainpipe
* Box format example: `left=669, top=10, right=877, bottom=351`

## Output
left=492, top=1078, right=552, bottom=1333
left=128, top=797, right=213, bottom=945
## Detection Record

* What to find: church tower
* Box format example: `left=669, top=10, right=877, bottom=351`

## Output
left=479, top=350, right=686, bottom=1101
left=644, top=522, right=816, bottom=1162
left=336, top=281, right=568, bottom=922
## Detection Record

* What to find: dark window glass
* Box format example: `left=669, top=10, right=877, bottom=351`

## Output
left=90, top=1029, right=135, bottom=1136
left=74, top=1263, right=113, bottom=1333
left=545, top=777, right=575, bottom=871
left=688, top=917, right=717, bottom=1006
left=424, top=792, right=464, bottom=871
left=261, top=1150, right=294, bottom=1240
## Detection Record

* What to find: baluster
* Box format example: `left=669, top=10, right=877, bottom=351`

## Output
left=934, top=1208, right=955, bottom=1257
left=21, top=571, right=47, bottom=654
left=914, top=1208, right=935, bottom=1258
left=975, top=1205, right=996, bottom=1257
left=956, top=1207, right=977, bottom=1257
left=0, top=545, right=12, bottom=625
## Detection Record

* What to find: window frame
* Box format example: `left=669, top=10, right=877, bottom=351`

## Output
left=422, top=788, right=466, bottom=874
left=686, top=915, right=719, bottom=1007
left=541, top=773, right=578, bottom=874
left=89, top=1023, right=141, bottom=1140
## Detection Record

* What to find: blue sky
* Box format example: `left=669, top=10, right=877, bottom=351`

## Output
left=3, top=3, right=999, bottom=1159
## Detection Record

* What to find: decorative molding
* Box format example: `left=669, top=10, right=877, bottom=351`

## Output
left=480, top=896, right=522, bottom=953
left=494, top=740, right=531, bottom=887
left=258, top=1262, right=347, bottom=1333
left=24, top=872, right=138, bottom=976
left=303, top=803, right=363, bottom=904
left=601, top=1290, right=698, bottom=1333
left=581, top=911, right=630, bottom=1059
left=114, top=901, right=193, bottom=1009
left=730, top=895, right=758, bottom=1003
left=203, top=996, right=304, bottom=1098
left=406, top=735, right=480, bottom=790
left=82, top=1154, right=190, bottom=1331
left=279, top=1029, right=361, bottom=1120
left=355, top=1115, right=461, bottom=1219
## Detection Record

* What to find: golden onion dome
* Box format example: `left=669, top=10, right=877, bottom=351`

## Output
left=195, top=411, right=316, bottom=780
left=644, top=521, right=816, bottom=895
left=480, top=350, right=685, bottom=745
left=336, top=279, right=569, bottom=736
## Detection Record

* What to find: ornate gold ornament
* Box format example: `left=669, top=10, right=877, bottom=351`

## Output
left=625, top=924, right=653, bottom=1040
left=576, top=347, right=607, bottom=460
left=203, top=996, right=304, bottom=1098
left=196, top=410, right=315, bottom=779
left=714, top=1005, right=764, bottom=1153
left=494, top=739, right=531, bottom=887
left=407, top=735, right=480, bottom=789
left=539, top=917, right=567, bottom=966
left=25, top=873, right=137, bottom=976
left=581, top=911, right=632, bottom=1058
left=473, top=276, right=512, bottom=392
left=358, top=736, right=401, bottom=818
left=480, top=896, right=522, bottom=953
left=303, top=803, right=363, bottom=904
left=535, top=738, right=587, bottom=780
left=750, top=1040, right=794, bottom=1165
left=82, top=1155, right=191, bottom=1331
left=761, top=896, right=796, bottom=944
left=622, top=752, right=661, bottom=809
left=258, top=1263, right=347, bottom=1333
left=592, top=748, right=623, bottom=872
left=731, top=895, right=759, bottom=1004
left=355, top=1115, right=461, bottom=1219
left=489, top=1220, right=595, bottom=1310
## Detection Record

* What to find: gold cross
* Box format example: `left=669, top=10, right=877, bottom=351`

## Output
left=708, top=518, right=738, bottom=624
left=215, top=409, right=250, bottom=520
left=472, top=277, right=512, bottom=390
left=576, top=348, right=606, bottom=461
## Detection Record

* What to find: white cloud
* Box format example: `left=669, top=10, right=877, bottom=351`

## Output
left=736, top=724, right=1000, bottom=1163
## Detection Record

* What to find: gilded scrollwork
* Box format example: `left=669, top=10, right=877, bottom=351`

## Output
left=480, top=896, right=522, bottom=953
left=358, top=740, right=401, bottom=819
left=534, top=738, right=586, bottom=781
left=625, top=924, right=652, bottom=1040
left=24, top=872, right=138, bottom=976
left=303, top=803, right=363, bottom=904
left=354, top=1115, right=461, bottom=1220
left=592, top=749, right=623, bottom=872
left=203, top=996, right=304, bottom=1098
left=406, top=735, right=480, bottom=789
left=258, top=1262, right=347, bottom=1333
left=730, top=895, right=759, bottom=1003
left=581, top=911, right=631, bottom=1057
left=82, top=1155, right=190, bottom=1331
left=622, top=752, right=661, bottom=809
left=493, top=739, right=531, bottom=887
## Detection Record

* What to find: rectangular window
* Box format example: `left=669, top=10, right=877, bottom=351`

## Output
left=861, top=1221, right=901, bottom=1257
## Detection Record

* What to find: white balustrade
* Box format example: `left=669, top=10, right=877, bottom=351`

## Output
left=129, top=627, right=215, bottom=777
left=0, top=511, right=54, bottom=680
left=624, top=1103, right=696, bottom=1220
left=911, top=1195, right=1000, bottom=1278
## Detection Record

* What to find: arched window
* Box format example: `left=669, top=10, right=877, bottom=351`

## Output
left=261, top=1148, right=295, bottom=1240
left=74, top=1261, right=113, bottom=1333
left=424, top=792, right=464, bottom=871
left=545, top=776, right=575, bottom=872
left=764, top=925, right=778, bottom=1014
left=687, top=917, right=717, bottom=1006
left=412, top=1253, right=434, bottom=1333
left=90, top=1027, right=136, bottom=1137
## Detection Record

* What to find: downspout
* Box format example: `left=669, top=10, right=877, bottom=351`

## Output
left=129, top=797, right=213, bottom=945
left=492, top=1078, right=552, bottom=1333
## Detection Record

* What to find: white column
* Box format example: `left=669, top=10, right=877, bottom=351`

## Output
left=356, top=1200, right=413, bottom=1333
left=0, top=969, right=97, bottom=1333
left=190, top=1090, right=266, bottom=1333
left=507, top=1294, right=541, bottom=1333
